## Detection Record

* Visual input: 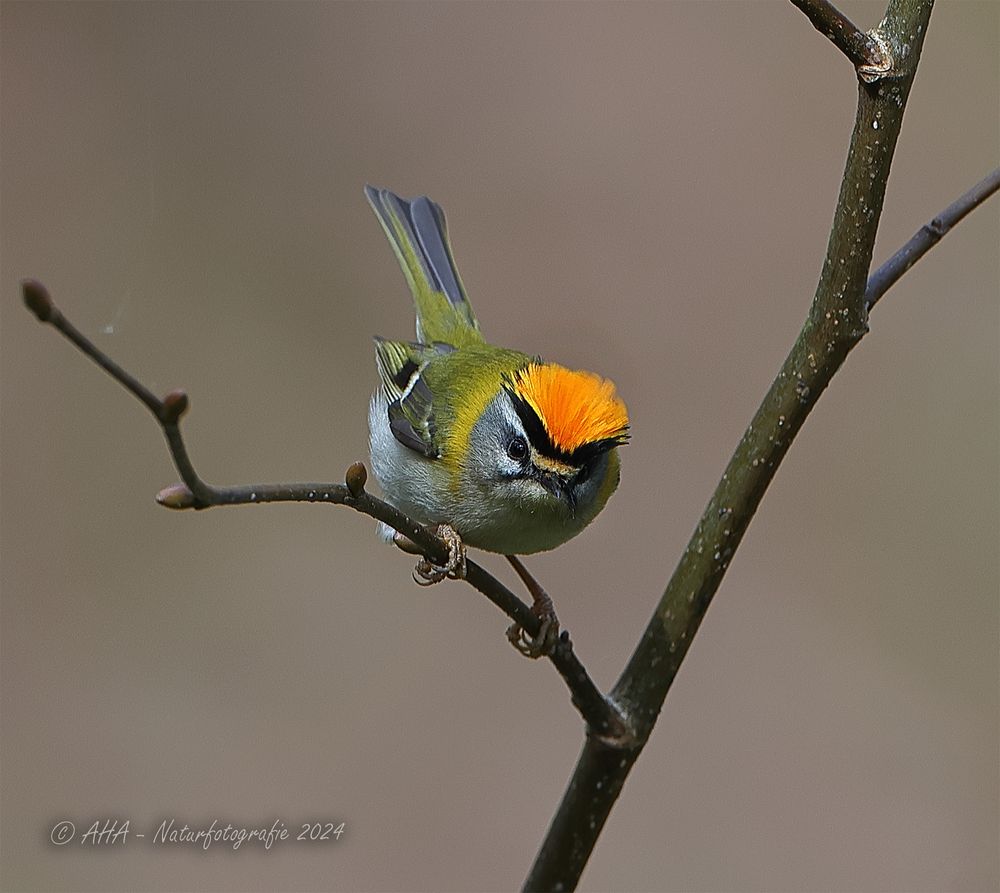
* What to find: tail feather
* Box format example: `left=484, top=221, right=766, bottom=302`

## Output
left=365, top=185, right=480, bottom=345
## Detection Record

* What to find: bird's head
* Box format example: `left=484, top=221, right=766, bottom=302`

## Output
left=461, top=362, right=629, bottom=541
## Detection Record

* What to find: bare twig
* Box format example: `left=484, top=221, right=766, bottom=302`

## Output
left=789, top=0, right=889, bottom=75
left=21, top=278, right=627, bottom=740
left=866, top=167, right=1000, bottom=310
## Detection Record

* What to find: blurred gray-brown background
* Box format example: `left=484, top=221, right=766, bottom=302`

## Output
left=1, top=2, right=997, bottom=891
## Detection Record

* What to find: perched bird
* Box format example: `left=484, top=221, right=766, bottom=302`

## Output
left=365, top=186, right=629, bottom=591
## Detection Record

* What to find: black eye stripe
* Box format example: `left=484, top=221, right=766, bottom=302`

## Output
left=504, top=386, right=627, bottom=466
left=505, top=388, right=557, bottom=457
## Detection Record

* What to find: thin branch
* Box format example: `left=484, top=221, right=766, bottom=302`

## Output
left=525, top=1, right=941, bottom=889
left=789, top=0, right=889, bottom=76
left=21, top=278, right=628, bottom=741
left=866, top=167, right=1000, bottom=310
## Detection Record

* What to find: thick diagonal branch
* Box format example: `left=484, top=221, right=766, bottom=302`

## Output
left=524, top=2, right=943, bottom=890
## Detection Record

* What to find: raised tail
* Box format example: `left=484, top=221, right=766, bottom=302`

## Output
left=365, top=185, right=482, bottom=346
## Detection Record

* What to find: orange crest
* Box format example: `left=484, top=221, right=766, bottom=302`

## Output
left=510, top=363, right=629, bottom=456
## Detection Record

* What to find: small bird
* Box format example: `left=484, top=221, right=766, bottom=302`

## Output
left=365, top=186, right=629, bottom=594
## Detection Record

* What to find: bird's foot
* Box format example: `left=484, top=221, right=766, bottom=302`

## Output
left=504, top=555, right=560, bottom=659
left=410, top=523, right=467, bottom=585
left=506, top=610, right=560, bottom=659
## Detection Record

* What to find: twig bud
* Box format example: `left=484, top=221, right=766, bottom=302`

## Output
left=160, top=390, right=189, bottom=423
left=22, top=279, right=55, bottom=322
left=345, top=461, right=368, bottom=498
left=857, top=32, right=892, bottom=84
left=155, top=483, right=197, bottom=509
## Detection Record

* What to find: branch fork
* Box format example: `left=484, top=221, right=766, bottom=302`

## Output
left=21, top=0, right=1000, bottom=880
left=790, top=0, right=894, bottom=80
left=22, top=140, right=998, bottom=883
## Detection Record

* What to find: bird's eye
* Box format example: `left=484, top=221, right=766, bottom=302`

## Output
left=506, top=436, right=529, bottom=463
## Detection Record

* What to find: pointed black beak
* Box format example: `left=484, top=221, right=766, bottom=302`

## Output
left=537, top=470, right=577, bottom=514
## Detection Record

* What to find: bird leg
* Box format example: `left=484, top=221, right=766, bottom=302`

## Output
left=398, top=523, right=467, bottom=585
left=504, top=555, right=560, bottom=659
